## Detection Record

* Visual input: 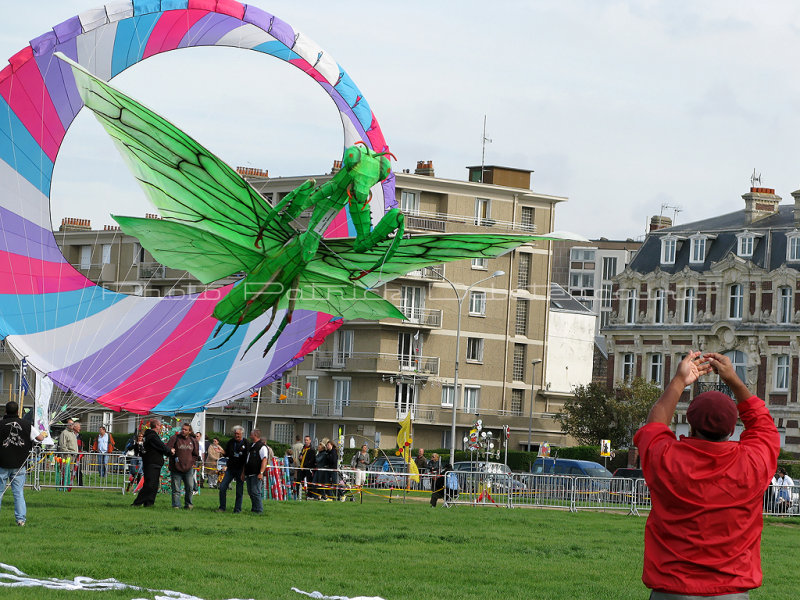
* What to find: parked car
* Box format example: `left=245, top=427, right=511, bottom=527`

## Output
left=368, top=456, right=408, bottom=488
left=612, top=468, right=643, bottom=479
left=452, top=461, right=524, bottom=494
left=532, top=458, right=613, bottom=478
left=531, top=458, right=613, bottom=502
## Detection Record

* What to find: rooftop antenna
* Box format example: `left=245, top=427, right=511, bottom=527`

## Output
left=480, top=115, right=492, bottom=183
left=660, top=203, right=683, bottom=225
left=750, top=168, right=761, bottom=188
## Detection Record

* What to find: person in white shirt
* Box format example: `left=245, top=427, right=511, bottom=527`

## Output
left=773, top=467, right=794, bottom=512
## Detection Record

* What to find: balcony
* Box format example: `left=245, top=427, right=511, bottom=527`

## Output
left=138, top=262, right=166, bottom=279
left=402, top=209, right=537, bottom=234
left=399, top=306, right=443, bottom=328
left=312, top=351, right=439, bottom=376
left=400, top=265, right=444, bottom=281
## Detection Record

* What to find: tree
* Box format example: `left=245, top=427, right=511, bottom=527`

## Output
left=557, top=378, right=660, bottom=448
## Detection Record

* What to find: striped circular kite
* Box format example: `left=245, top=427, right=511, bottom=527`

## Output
left=0, top=1, right=394, bottom=414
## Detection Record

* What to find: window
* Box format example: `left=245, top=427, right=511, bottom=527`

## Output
left=626, top=289, right=637, bottom=324
left=729, top=284, right=743, bottom=320
left=469, top=291, right=486, bottom=316
left=333, top=378, right=351, bottom=415
left=600, top=311, right=611, bottom=329
left=79, top=245, right=91, bottom=269
left=441, top=385, right=454, bottom=407
left=737, top=234, right=754, bottom=258
left=517, top=253, right=531, bottom=289
left=401, top=285, right=424, bottom=322
left=88, top=414, right=103, bottom=432
left=571, top=248, right=596, bottom=262
left=787, top=233, right=800, bottom=261
left=725, top=350, right=747, bottom=382
left=515, top=299, right=529, bottom=335
left=778, top=286, right=792, bottom=324
left=400, top=190, right=419, bottom=214
left=395, top=383, right=415, bottom=416
left=600, top=284, right=613, bottom=309
left=475, top=198, right=491, bottom=225
left=463, top=386, right=480, bottom=412
left=689, top=236, right=707, bottom=263
left=334, top=330, right=354, bottom=367
left=660, top=238, right=676, bottom=264
left=471, top=257, right=488, bottom=270
left=272, top=423, right=293, bottom=445
left=622, top=353, right=635, bottom=382
left=683, top=288, right=696, bottom=324
left=398, top=332, right=416, bottom=369
left=512, top=344, right=526, bottom=381
left=101, top=244, right=111, bottom=265
left=132, top=242, right=144, bottom=264
left=306, top=377, right=318, bottom=406
left=466, top=337, right=484, bottom=362
left=602, top=256, right=618, bottom=280
left=507, top=389, right=523, bottom=416
left=774, top=355, right=789, bottom=391
left=650, top=354, right=663, bottom=386
left=520, top=206, right=535, bottom=232
left=653, top=289, right=665, bottom=324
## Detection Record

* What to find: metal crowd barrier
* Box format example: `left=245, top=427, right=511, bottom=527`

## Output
left=26, top=448, right=126, bottom=492
left=762, top=483, right=800, bottom=516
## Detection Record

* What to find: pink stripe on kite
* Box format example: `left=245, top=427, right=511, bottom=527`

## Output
left=324, top=209, right=351, bottom=238
left=366, top=113, right=388, bottom=154
left=294, top=313, right=340, bottom=359
left=0, top=46, right=65, bottom=162
left=214, top=0, right=246, bottom=19
left=0, top=251, right=91, bottom=294
left=143, top=10, right=209, bottom=59
left=95, top=287, right=224, bottom=413
left=188, top=0, right=217, bottom=10
left=288, top=58, right=328, bottom=84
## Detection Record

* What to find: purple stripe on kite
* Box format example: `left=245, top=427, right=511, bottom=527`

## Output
left=242, top=5, right=295, bottom=48
left=0, top=206, right=63, bottom=262
left=179, top=12, right=242, bottom=48
left=32, top=39, right=83, bottom=131
left=50, top=297, right=195, bottom=398
left=30, top=31, right=57, bottom=56
left=319, top=81, right=369, bottom=141
left=53, top=17, right=82, bottom=44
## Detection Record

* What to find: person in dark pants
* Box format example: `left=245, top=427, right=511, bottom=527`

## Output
left=217, top=426, right=249, bottom=513
left=297, top=435, right=316, bottom=498
left=243, top=429, right=271, bottom=514
left=132, top=419, right=170, bottom=507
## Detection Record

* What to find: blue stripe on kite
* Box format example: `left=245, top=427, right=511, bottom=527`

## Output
left=334, top=70, right=360, bottom=107
left=0, top=96, right=54, bottom=196
left=111, top=13, right=162, bottom=77
left=351, top=96, right=373, bottom=132
left=160, top=0, right=190, bottom=10
left=131, top=0, right=162, bottom=16
left=0, top=287, right=125, bottom=337
left=252, top=40, right=300, bottom=62
left=149, top=320, right=248, bottom=414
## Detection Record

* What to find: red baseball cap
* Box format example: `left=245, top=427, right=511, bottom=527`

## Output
left=687, top=391, right=738, bottom=439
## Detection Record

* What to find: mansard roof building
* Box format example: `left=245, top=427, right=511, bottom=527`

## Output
left=603, top=185, right=800, bottom=451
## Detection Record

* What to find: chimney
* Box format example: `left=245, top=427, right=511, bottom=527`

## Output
left=58, top=217, right=92, bottom=232
left=145, top=213, right=161, bottom=220
left=103, top=224, right=120, bottom=231
left=235, top=166, right=268, bottom=178
left=792, top=189, right=800, bottom=224
left=415, top=160, right=434, bottom=177
left=743, top=186, right=780, bottom=224
left=331, top=159, right=342, bottom=173
left=649, top=215, right=672, bottom=231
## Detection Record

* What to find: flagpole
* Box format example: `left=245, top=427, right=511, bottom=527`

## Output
left=18, top=357, right=24, bottom=416
left=253, top=388, right=262, bottom=428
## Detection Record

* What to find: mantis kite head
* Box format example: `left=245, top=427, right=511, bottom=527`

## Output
left=343, top=144, right=394, bottom=209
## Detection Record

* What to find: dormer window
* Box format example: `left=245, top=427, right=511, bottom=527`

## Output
left=737, top=234, right=753, bottom=258
left=787, top=231, right=800, bottom=262
left=660, top=237, right=677, bottom=265
left=688, top=233, right=716, bottom=264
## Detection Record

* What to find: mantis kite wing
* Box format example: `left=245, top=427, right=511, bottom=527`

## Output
left=57, top=52, right=287, bottom=252
left=309, top=232, right=585, bottom=288
left=112, top=216, right=266, bottom=285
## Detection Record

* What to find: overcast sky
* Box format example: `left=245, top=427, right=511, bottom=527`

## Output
left=4, top=1, right=800, bottom=240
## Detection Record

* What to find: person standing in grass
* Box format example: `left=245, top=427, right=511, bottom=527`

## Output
left=297, top=435, right=316, bottom=498
left=167, top=423, right=200, bottom=510
left=351, top=444, right=370, bottom=488
left=0, top=401, right=48, bottom=526
left=635, top=352, right=779, bottom=599
left=217, top=426, right=249, bottom=513
left=132, top=419, right=171, bottom=507
left=92, top=426, right=114, bottom=478
left=243, top=429, right=271, bottom=514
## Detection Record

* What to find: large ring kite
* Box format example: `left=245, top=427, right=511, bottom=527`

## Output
left=0, top=1, right=395, bottom=414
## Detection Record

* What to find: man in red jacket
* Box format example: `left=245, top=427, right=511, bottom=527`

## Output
left=634, top=351, right=779, bottom=599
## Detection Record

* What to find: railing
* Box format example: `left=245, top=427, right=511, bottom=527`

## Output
left=25, top=449, right=126, bottom=492
left=400, top=306, right=443, bottom=327
left=402, top=209, right=537, bottom=234
left=312, top=351, right=439, bottom=375
left=138, top=262, right=166, bottom=279
left=401, top=265, right=444, bottom=280
left=696, top=381, right=732, bottom=397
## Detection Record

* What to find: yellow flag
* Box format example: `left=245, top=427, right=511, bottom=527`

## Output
left=397, top=412, right=411, bottom=450
left=408, top=454, right=420, bottom=483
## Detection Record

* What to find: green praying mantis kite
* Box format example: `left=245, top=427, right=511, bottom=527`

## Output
left=59, top=53, right=584, bottom=357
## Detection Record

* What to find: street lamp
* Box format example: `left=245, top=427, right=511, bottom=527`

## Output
left=528, top=359, right=543, bottom=450
left=433, top=268, right=505, bottom=466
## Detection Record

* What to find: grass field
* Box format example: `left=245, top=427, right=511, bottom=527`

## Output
left=1, top=488, right=799, bottom=600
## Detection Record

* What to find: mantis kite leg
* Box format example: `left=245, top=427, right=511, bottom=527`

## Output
left=350, top=209, right=406, bottom=280
left=260, top=276, right=300, bottom=358
left=256, top=179, right=316, bottom=246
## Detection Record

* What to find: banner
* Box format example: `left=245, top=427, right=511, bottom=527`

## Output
left=33, top=371, right=54, bottom=445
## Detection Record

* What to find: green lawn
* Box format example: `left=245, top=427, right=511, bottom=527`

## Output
left=1, top=488, right=799, bottom=600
